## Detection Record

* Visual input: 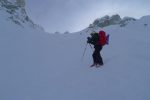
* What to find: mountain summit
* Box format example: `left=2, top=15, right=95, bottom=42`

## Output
left=0, top=0, right=43, bottom=30
left=90, top=14, right=136, bottom=28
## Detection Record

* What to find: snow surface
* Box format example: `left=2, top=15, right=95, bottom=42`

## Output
left=0, top=9, right=150, bottom=100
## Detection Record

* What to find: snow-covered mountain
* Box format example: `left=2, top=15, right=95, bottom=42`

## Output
left=0, top=1, right=150, bottom=100
left=0, top=0, right=43, bottom=30
left=90, top=14, right=136, bottom=28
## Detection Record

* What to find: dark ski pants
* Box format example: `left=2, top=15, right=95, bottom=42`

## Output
left=92, top=45, right=103, bottom=65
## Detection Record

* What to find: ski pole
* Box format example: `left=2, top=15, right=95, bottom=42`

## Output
left=89, top=44, right=93, bottom=50
left=81, top=43, right=88, bottom=61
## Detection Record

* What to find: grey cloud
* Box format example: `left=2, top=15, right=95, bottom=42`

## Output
left=26, top=0, right=150, bottom=33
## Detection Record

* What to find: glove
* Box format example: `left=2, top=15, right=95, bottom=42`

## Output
left=87, top=37, right=91, bottom=43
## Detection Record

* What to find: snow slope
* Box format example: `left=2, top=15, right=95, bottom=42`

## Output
left=1, top=5, right=150, bottom=100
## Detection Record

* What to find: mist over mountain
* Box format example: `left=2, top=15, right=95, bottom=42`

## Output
left=1, top=0, right=149, bottom=33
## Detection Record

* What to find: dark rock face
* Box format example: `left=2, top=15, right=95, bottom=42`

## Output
left=92, top=14, right=136, bottom=28
left=0, top=0, right=43, bottom=30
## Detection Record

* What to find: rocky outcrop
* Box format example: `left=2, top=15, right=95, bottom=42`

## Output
left=91, top=14, right=136, bottom=28
left=0, top=0, right=43, bottom=30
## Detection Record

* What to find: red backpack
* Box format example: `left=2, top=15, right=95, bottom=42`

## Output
left=97, top=30, right=108, bottom=46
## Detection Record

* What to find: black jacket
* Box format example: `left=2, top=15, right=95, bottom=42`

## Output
left=87, top=33, right=99, bottom=45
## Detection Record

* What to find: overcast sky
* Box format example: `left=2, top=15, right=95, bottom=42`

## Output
left=26, top=0, right=150, bottom=33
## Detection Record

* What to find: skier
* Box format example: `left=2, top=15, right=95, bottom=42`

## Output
left=87, top=30, right=107, bottom=67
